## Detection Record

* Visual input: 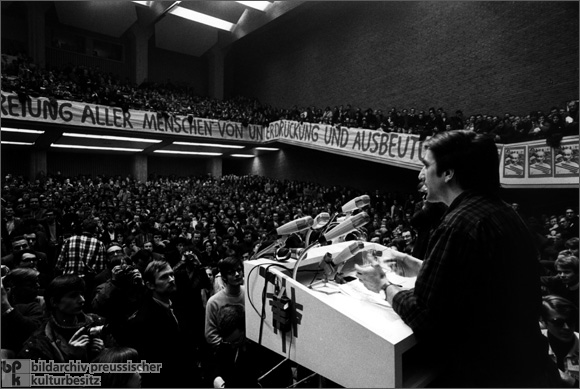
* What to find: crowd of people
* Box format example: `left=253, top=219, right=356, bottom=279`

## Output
left=1, top=50, right=579, bottom=387
left=0, top=169, right=578, bottom=387
left=2, top=52, right=578, bottom=147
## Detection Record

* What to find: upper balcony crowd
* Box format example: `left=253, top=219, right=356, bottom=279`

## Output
left=2, top=53, right=578, bottom=147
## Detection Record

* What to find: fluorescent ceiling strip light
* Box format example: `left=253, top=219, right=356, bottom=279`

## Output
left=231, top=154, right=255, bottom=158
left=173, top=141, right=244, bottom=149
left=236, top=1, right=271, bottom=11
left=1, top=128, right=44, bottom=134
left=154, top=150, right=222, bottom=156
left=256, top=147, right=279, bottom=151
left=62, top=132, right=162, bottom=143
left=1, top=141, right=34, bottom=145
left=51, top=144, right=143, bottom=152
left=168, top=6, right=234, bottom=31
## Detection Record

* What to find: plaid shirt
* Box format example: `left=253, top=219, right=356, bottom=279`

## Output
left=392, top=190, right=545, bottom=382
left=56, top=233, right=106, bottom=276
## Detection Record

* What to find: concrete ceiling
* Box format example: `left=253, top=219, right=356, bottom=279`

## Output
left=1, top=1, right=302, bottom=158
left=50, top=1, right=305, bottom=57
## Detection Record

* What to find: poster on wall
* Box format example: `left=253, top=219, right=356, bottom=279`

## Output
left=503, top=146, right=525, bottom=178
left=528, top=145, right=553, bottom=177
left=554, top=141, right=580, bottom=177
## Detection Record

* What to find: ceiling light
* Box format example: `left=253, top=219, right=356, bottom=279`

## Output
left=62, top=133, right=162, bottom=143
left=173, top=141, right=244, bottom=149
left=132, top=1, right=151, bottom=6
left=51, top=144, right=143, bottom=152
left=168, top=6, right=234, bottom=31
left=154, top=150, right=222, bottom=156
left=1, top=141, right=34, bottom=145
left=1, top=128, right=44, bottom=134
left=256, top=147, right=279, bottom=151
left=236, top=1, right=271, bottom=11
left=231, top=154, right=255, bottom=158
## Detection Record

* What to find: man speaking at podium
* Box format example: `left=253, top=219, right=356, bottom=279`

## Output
left=356, top=131, right=557, bottom=387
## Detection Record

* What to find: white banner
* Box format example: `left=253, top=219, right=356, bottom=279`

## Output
left=1, top=92, right=263, bottom=141
left=264, top=120, right=424, bottom=169
left=2, top=92, right=578, bottom=187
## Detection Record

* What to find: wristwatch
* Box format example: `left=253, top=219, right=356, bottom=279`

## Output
left=381, top=279, right=402, bottom=294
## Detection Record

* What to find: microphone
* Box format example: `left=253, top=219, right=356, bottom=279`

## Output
left=312, top=212, right=330, bottom=229
left=322, top=212, right=370, bottom=243
left=341, top=195, right=370, bottom=213
left=331, top=241, right=364, bottom=265
left=275, top=247, right=304, bottom=261
left=276, top=216, right=314, bottom=236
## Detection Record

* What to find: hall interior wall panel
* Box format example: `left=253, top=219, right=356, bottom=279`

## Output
left=147, top=40, right=209, bottom=94
left=45, top=47, right=130, bottom=81
left=238, top=145, right=418, bottom=193
left=229, top=2, right=579, bottom=116
left=1, top=149, right=30, bottom=178
left=147, top=155, right=211, bottom=178
left=42, top=5, right=131, bottom=80
left=1, top=2, right=27, bottom=53
left=47, top=152, right=133, bottom=178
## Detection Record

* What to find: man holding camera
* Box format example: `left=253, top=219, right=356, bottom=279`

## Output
left=18, top=274, right=112, bottom=362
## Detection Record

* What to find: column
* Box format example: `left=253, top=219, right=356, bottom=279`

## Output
left=29, top=150, right=47, bottom=182
left=208, top=46, right=225, bottom=100
left=207, top=31, right=231, bottom=100
left=133, top=155, right=148, bottom=183
left=26, top=3, right=50, bottom=68
left=129, top=24, right=153, bottom=85
left=207, top=157, right=223, bottom=178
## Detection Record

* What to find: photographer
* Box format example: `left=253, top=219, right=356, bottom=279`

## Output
left=1, top=268, right=45, bottom=356
left=91, top=264, right=145, bottom=326
left=18, top=275, right=114, bottom=362
left=173, top=250, right=212, bottom=373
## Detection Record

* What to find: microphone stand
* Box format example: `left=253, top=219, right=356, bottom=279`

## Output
left=291, top=240, right=321, bottom=280
left=250, top=235, right=287, bottom=260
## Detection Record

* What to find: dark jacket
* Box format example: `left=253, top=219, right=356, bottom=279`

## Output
left=1, top=300, right=46, bottom=354
left=119, top=295, right=199, bottom=388
left=18, top=313, right=109, bottom=362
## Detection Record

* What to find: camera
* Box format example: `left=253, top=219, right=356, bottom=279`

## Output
left=184, top=251, right=201, bottom=266
left=82, top=323, right=109, bottom=338
left=88, top=325, right=105, bottom=337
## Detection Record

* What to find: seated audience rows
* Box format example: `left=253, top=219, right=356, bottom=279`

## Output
left=2, top=53, right=578, bottom=145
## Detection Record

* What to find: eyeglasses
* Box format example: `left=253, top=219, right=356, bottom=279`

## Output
left=13, top=244, right=28, bottom=250
left=108, top=249, right=123, bottom=255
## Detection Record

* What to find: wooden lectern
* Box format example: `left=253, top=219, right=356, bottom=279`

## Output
left=244, top=241, right=437, bottom=388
